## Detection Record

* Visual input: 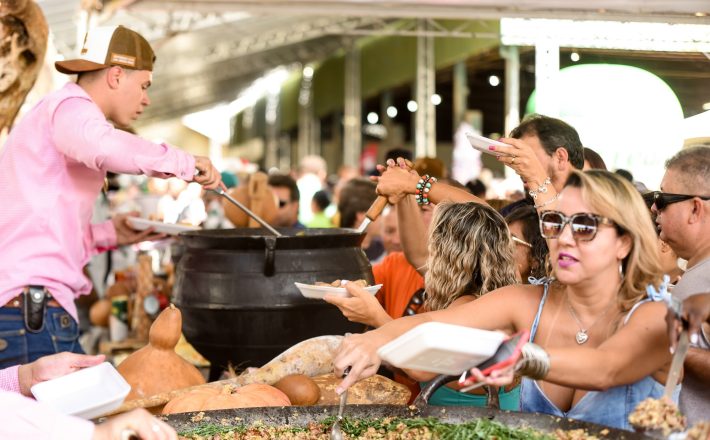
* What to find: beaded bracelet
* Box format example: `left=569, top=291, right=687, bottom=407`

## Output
left=528, top=177, right=551, bottom=200
left=533, top=192, right=560, bottom=209
left=415, top=174, right=437, bottom=205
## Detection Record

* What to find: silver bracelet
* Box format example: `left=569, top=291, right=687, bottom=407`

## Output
left=515, top=342, right=550, bottom=380
left=534, top=192, right=560, bottom=209
left=528, top=177, right=551, bottom=200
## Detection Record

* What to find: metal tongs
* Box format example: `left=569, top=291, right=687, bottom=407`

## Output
left=330, top=366, right=351, bottom=440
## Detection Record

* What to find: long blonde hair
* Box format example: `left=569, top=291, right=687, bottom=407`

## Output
left=424, top=202, right=519, bottom=311
left=562, top=170, right=663, bottom=311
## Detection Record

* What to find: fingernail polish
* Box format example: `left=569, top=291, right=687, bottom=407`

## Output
left=488, top=146, right=495, bottom=150
left=691, top=333, right=699, bottom=344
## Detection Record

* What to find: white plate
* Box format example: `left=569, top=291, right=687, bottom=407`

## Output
left=377, top=322, right=505, bottom=376
left=31, top=362, right=131, bottom=419
left=466, top=132, right=513, bottom=157
left=295, top=282, right=382, bottom=299
left=127, top=217, right=200, bottom=235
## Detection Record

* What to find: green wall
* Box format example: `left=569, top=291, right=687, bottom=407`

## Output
left=236, top=20, right=501, bottom=135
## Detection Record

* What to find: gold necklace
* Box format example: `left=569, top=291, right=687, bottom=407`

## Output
left=565, top=294, right=616, bottom=345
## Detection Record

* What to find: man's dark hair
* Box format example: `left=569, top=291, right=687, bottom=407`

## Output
left=385, top=148, right=413, bottom=163
left=510, top=114, right=584, bottom=170
left=583, top=147, right=607, bottom=170
left=465, top=178, right=487, bottom=198
left=338, top=178, right=377, bottom=228
left=664, top=146, right=710, bottom=192
left=268, top=173, right=300, bottom=201
left=312, top=190, right=331, bottom=212
left=614, top=169, right=634, bottom=182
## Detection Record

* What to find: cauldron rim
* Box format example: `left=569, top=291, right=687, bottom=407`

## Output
left=179, top=227, right=366, bottom=250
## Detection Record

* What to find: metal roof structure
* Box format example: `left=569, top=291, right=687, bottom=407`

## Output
left=35, top=0, right=710, bottom=124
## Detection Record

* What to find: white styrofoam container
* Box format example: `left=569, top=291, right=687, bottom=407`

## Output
left=377, top=322, right=505, bottom=376
left=31, top=362, right=131, bottom=419
left=294, top=282, right=382, bottom=299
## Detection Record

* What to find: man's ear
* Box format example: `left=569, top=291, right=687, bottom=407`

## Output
left=554, top=147, right=569, bottom=171
left=689, top=197, right=708, bottom=224
left=106, top=66, right=123, bottom=90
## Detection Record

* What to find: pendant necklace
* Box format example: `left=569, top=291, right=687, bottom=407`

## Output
left=565, top=294, right=616, bottom=345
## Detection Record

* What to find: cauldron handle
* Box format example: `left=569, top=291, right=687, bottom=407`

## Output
left=411, top=374, right=458, bottom=410
left=263, top=237, right=276, bottom=277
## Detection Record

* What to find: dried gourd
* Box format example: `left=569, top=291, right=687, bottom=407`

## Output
left=117, top=304, right=206, bottom=401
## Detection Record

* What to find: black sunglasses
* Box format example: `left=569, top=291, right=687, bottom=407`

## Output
left=539, top=210, right=616, bottom=241
left=643, top=191, right=710, bottom=211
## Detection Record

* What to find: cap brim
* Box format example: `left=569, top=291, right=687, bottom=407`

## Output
left=55, top=59, right=108, bottom=74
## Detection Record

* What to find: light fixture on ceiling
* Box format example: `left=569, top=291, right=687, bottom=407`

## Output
left=367, top=112, right=379, bottom=124
left=303, top=65, right=314, bottom=79
left=695, top=12, right=707, bottom=17
left=571, top=52, right=580, bottom=62
left=407, top=100, right=418, bottom=112
left=431, top=94, right=442, bottom=105
left=702, top=102, right=710, bottom=111
left=386, top=106, right=398, bottom=118
left=488, top=75, right=500, bottom=87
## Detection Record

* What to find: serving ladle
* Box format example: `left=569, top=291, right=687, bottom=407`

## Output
left=214, top=188, right=282, bottom=237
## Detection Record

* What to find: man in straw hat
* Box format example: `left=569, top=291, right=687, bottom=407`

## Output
left=0, top=25, right=224, bottom=367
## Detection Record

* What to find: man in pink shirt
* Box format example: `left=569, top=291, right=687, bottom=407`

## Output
left=0, top=352, right=177, bottom=439
left=0, top=25, right=224, bottom=368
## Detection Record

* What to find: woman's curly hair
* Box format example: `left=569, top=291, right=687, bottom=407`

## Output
left=424, top=202, right=519, bottom=311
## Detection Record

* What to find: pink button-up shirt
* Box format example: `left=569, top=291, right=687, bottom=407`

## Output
left=0, top=366, right=95, bottom=438
left=0, top=82, right=196, bottom=321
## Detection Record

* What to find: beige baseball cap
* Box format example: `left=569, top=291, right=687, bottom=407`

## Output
left=55, top=25, right=155, bottom=74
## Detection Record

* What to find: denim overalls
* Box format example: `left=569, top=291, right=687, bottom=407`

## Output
left=520, top=283, right=679, bottom=431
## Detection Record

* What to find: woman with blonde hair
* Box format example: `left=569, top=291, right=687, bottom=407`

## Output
left=423, top=202, right=518, bottom=311
left=335, top=170, right=674, bottom=430
left=418, top=202, right=520, bottom=408
left=326, top=201, right=520, bottom=408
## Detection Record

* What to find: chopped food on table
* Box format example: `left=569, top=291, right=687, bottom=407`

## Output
left=628, top=397, right=686, bottom=436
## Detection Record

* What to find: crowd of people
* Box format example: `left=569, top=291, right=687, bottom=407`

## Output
left=0, top=23, right=708, bottom=438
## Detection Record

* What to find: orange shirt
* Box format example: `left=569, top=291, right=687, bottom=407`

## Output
left=373, top=252, right=425, bottom=319
left=373, top=252, right=425, bottom=402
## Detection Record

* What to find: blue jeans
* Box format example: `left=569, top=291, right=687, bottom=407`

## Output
left=0, top=306, right=84, bottom=369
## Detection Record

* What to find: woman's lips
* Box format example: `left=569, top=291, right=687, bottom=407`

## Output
left=557, top=252, right=579, bottom=268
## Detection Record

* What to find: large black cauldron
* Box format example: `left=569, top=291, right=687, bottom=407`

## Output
left=173, top=228, right=370, bottom=379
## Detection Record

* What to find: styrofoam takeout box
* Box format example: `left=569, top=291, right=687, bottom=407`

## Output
left=295, top=282, right=383, bottom=299
left=377, top=322, right=505, bottom=376
left=31, top=362, right=131, bottom=419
